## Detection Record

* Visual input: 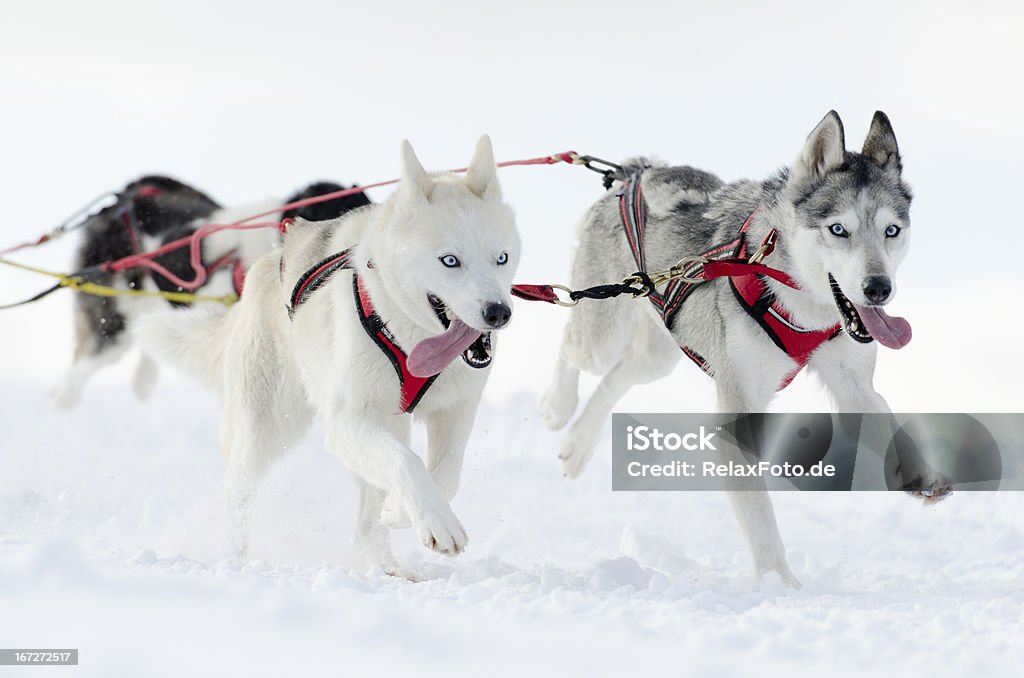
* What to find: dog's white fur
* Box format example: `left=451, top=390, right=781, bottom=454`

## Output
left=138, top=137, right=520, bottom=578
left=51, top=201, right=282, bottom=410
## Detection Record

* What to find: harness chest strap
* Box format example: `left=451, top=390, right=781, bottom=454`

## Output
left=617, top=174, right=842, bottom=389
left=727, top=228, right=842, bottom=389
left=284, top=248, right=446, bottom=414
left=352, top=274, right=438, bottom=413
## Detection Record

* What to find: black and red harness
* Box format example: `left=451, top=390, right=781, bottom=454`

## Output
left=616, top=174, right=842, bottom=389
left=286, top=248, right=490, bottom=414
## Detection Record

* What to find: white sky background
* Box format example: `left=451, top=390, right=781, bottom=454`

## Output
left=1, top=0, right=1022, bottom=412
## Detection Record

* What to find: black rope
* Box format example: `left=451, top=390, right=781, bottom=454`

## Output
left=0, top=266, right=108, bottom=312
left=0, top=282, right=64, bottom=311
left=568, top=271, right=655, bottom=301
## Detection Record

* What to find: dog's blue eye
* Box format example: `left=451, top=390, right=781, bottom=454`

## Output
left=496, top=252, right=508, bottom=265
left=439, top=255, right=461, bottom=268
left=885, top=224, right=901, bottom=238
left=828, top=223, right=848, bottom=237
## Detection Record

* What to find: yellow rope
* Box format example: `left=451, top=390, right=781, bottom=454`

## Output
left=0, top=257, right=237, bottom=306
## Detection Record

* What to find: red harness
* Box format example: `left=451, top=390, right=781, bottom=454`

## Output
left=352, top=274, right=438, bottom=412
left=285, top=248, right=440, bottom=413
left=617, top=174, right=841, bottom=389
left=205, top=249, right=246, bottom=297
left=121, top=184, right=246, bottom=298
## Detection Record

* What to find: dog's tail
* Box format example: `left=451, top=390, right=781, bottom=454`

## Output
left=134, top=305, right=234, bottom=392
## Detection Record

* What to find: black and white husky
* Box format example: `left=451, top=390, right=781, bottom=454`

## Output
left=138, top=137, right=520, bottom=579
left=52, top=177, right=370, bottom=409
left=542, top=111, right=942, bottom=587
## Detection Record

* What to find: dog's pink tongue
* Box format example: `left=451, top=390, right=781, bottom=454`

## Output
left=853, top=304, right=912, bottom=349
left=408, top=318, right=482, bottom=378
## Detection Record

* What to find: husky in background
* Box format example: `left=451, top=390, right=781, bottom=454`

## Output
left=542, top=111, right=943, bottom=587
left=52, top=177, right=371, bottom=409
left=138, top=137, right=520, bottom=579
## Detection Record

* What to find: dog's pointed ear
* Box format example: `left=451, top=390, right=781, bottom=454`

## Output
left=791, top=110, right=846, bottom=186
left=464, top=134, right=501, bottom=200
left=862, top=111, right=902, bottom=172
left=400, top=139, right=433, bottom=200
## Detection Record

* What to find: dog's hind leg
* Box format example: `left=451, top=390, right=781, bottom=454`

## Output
left=132, top=353, right=160, bottom=401
left=560, top=320, right=680, bottom=478
left=52, top=298, right=130, bottom=410
left=541, top=296, right=636, bottom=431
left=541, top=341, right=581, bottom=431
left=219, top=327, right=314, bottom=558
left=220, top=386, right=313, bottom=558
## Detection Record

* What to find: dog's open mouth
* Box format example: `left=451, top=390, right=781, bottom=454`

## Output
left=428, top=295, right=492, bottom=368
left=406, top=295, right=492, bottom=378
left=828, top=274, right=912, bottom=349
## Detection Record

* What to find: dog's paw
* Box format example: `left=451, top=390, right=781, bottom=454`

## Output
left=410, top=500, right=468, bottom=557
left=559, top=436, right=595, bottom=479
left=903, top=475, right=953, bottom=505
left=383, top=565, right=424, bottom=583
left=541, top=389, right=577, bottom=431
left=132, top=355, right=159, bottom=401
left=380, top=492, right=412, bottom=529
left=50, top=383, right=80, bottom=411
left=757, top=561, right=802, bottom=590
left=775, top=565, right=802, bottom=590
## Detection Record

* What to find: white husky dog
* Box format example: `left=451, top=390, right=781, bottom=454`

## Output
left=542, top=112, right=943, bottom=587
left=138, top=137, right=520, bottom=578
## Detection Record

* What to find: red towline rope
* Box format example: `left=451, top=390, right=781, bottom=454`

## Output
left=102, top=151, right=580, bottom=292
left=0, top=233, right=53, bottom=257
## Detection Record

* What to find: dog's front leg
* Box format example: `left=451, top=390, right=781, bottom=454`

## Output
left=327, top=412, right=468, bottom=560
left=716, top=374, right=801, bottom=588
left=381, top=403, right=476, bottom=536
left=353, top=477, right=424, bottom=580
left=809, top=339, right=952, bottom=501
left=424, top=403, right=478, bottom=503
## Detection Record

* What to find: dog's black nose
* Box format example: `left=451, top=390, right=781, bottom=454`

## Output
left=863, top=276, right=892, bottom=304
left=482, top=303, right=511, bottom=328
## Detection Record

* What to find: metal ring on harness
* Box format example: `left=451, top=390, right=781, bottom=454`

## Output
left=662, top=255, right=710, bottom=285
left=548, top=283, right=580, bottom=307
left=621, top=274, right=655, bottom=297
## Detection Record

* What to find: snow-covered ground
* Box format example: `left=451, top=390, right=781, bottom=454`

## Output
left=2, top=364, right=1023, bottom=676
left=4, top=1, right=1024, bottom=675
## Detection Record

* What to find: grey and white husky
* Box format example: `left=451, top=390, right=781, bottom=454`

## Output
left=542, top=111, right=941, bottom=586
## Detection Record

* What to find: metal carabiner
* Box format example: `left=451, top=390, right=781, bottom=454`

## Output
left=548, top=283, right=580, bottom=307
left=621, top=274, right=654, bottom=297
left=573, top=154, right=625, bottom=183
